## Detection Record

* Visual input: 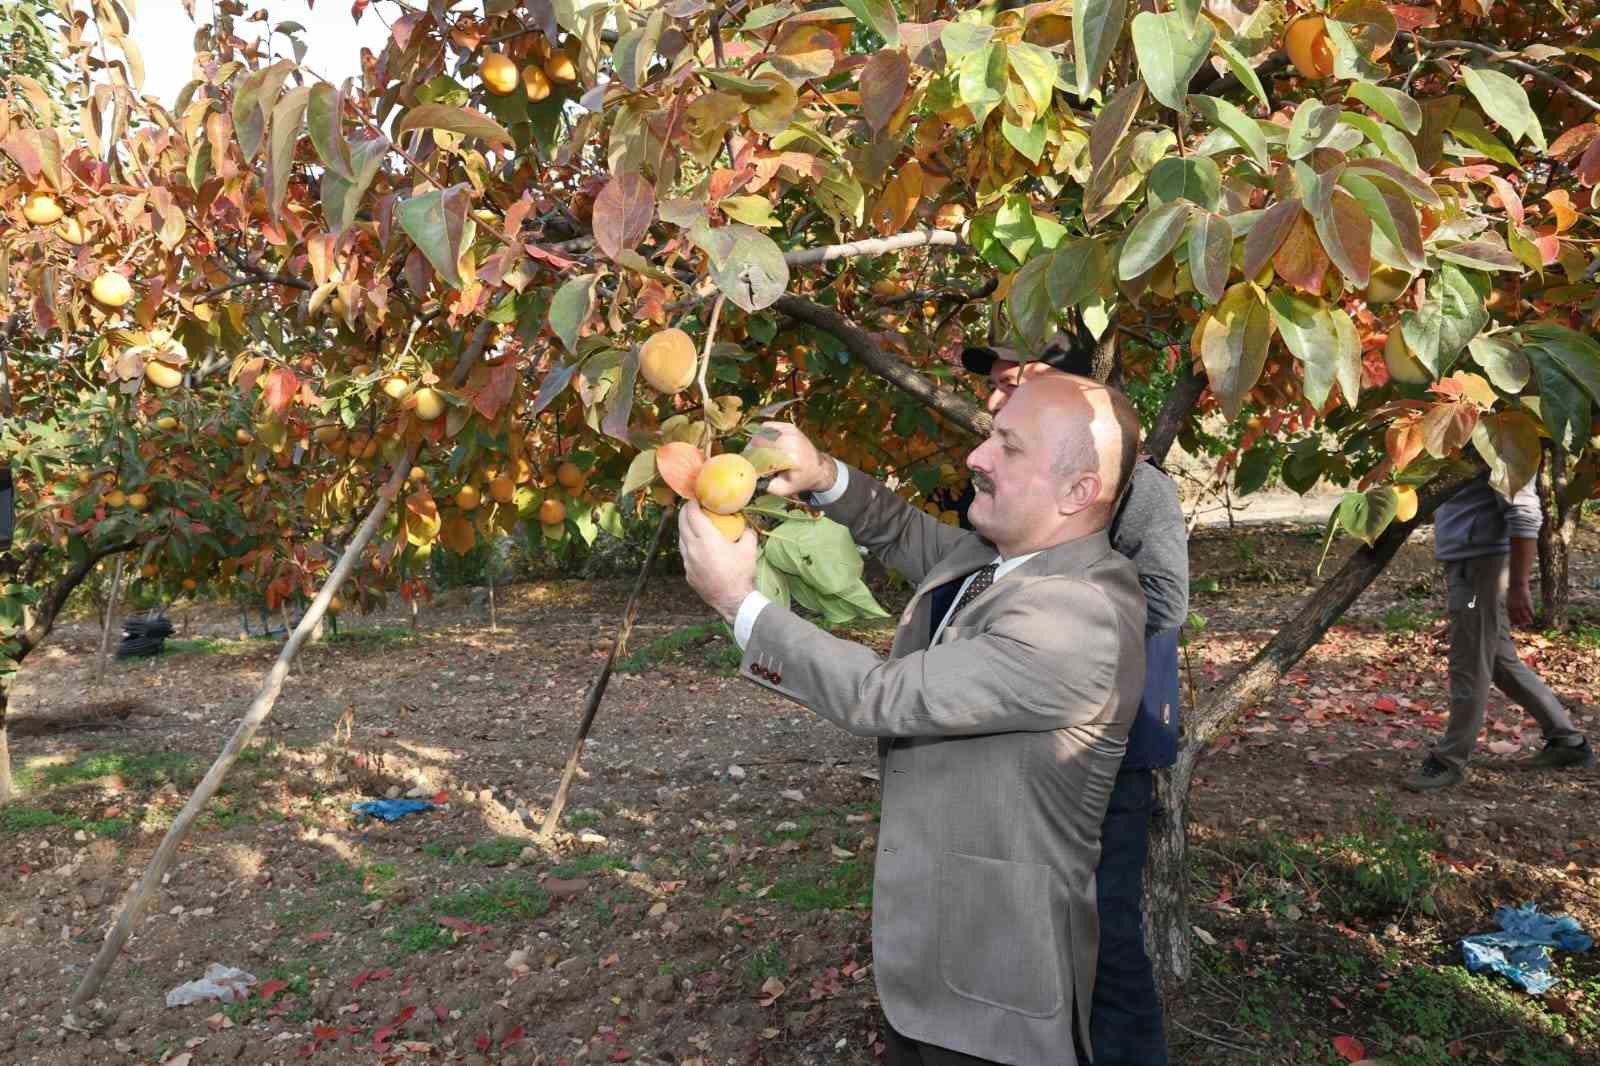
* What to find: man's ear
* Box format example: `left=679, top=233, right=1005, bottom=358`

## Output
left=1058, top=472, right=1103, bottom=516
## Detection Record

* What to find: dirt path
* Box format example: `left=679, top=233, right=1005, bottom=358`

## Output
left=2, top=521, right=1597, bottom=1066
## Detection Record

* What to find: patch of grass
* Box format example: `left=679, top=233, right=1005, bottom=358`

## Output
left=565, top=808, right=603, bottom=829
left=742, top=943, right=788, bottom=985
left=616, top=621, right=739, bottom=674
left=1381, top=604, right=1436, bottom=632
left=203, top=797, right=256, bottom=830
left=758, top=816, right=817, bottom=846
left=18, top=750, right=197, bottom=794
left=237, top=741, right=283, bottom=766
left=1562, top=621, right=1600, bottom=650
left=420, top=835, right=526, bottom=867
left=387, top=917, right=454, bottom=956
left=161, top=635, right=260, bottom=657
left=547, top=853, right=633, bottom=879
left=766, top=856, right=873, bottom=912
left=1, top=805, right=129, bottom=837
left=1365, top=963, right=1583, bottom=1065
left=1253, top=803, right=1440, bottom=918
left=430, top=874, right=550, bottom=924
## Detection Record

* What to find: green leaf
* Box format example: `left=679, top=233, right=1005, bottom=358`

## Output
left=397, top=184, right=470, bottom=289
left=1401, top=264, right=1486, bottom=377
left=1131, top=11, right=1214, bottom=112
left=1046, top=239, right=1111, bottom=309
left=1148, top=156, right=1222, bottom=210
left=720, top=195, right=780, bottom=228
left=1470, top=410, right=1542, bottom=499
left=322, top=132, right=388, bottom=236
left=267, top=85, right=311, bottom=221
left=1187, top=94, right=1269, bottom=170
left=698, top=224, right=790, bottom=312
left=939, top=22, right=995, bottom=59
left=1467, top=334, right=1531, bottom=395
left=547, top=274, right=598, bottom=354
left=306, top=82, right=353, bottom=180
left=1266, top=290, right=1360, bottom=409
left=1007, top=42, right=1057, bottom=120
left=1195, top=283, right=1275, bottom=418
left=742, top=447, right=795, bottom=477
left=395, top=103, right=513, bottom=146
left=612, top=9, right=665, bottom=90
left=1286, top=101, right=1340, bottom=160
left=755, top=554, right=792, bottom=610
left=1522, top=324, right=1600, bottom=406
left=1337, top=486, right=1399, bottom=546
left=841, top=0, right=899, bottom=44
left=763, top=516, right=863, bottom=596
left=957, top=42, right=1007, bottom=129
left=1073, top=0, right=1129, bottom=98
left=1007, top=253, right=1055, bottom=351
left=1211, top=33, right=1268, bottom=110
left=1526, top=350, right=1592, bottom=450
left=1347, top=82, right=1421, bottom=134
left=1187, top=210, right=1232, bottom=305
left=1118, top=200, right=1191, bottom=281
left=1460, top=66, right=1545, bottom=151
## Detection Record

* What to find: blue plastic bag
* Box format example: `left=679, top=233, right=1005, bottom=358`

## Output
left=1459, top=903, right=1592, bottom=994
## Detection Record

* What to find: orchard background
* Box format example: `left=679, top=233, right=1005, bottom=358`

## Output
left=2, top=0, right=1599, bottom=1062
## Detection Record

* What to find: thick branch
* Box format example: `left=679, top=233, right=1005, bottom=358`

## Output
left=783, top=229, right=962, bottom=266
left=1171, top=463, right=1482, bottom=797
left=1145, top=361, right=1207, bottom=466
left=773, top=295, right=987, bottom=436
left=16, top=540, right=137, bottom=660
left=1401, top=32, right=1600, bottom=114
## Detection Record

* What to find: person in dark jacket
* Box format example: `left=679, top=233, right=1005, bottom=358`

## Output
left=959, top=332, right=1188, bottom=1066
left=1403, top=475, right=1592, bottom=791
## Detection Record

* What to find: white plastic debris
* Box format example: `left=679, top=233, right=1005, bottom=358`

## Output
left=165, top=963, right=257, bottom=1007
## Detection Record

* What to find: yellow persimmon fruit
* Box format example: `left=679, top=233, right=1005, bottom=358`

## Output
left=522, top=65, right=552, bottom=101
left=544, top=50, right=577, bottom=84
left=489, top=476, right=516, bottom=504
left=704, top=510, right=747, bottom=542
left=1384, top=331, right=1431, bottom=385
left=22, top=192, right=62, bottom=225
left=141, top=563, right=159, bottom=579
left=314, top=424, right=342, bottom=443
left=382, top=375, right=411, bottom=400
left=408, top=466, right=427, bottom=482
left=694, top=453, right=757, bottom=515
left=235, top=428, right=254, bottom=445
left=181, top=577, right=197, bottom=591
left=1285, top=14, right=1335, bottom=79
left=556, top=461, right=585, bottom=491
left=103, top=489, right=128, bottom=508
left=481, top=52, right=519, bottom=95
left=639, top=328, right=699, bottom=394
left=328, top=595, right=344, bottom=612
left=538, top=498, right=567, bottom=525
left=456, top=484, right=481, bottom=511
left=57, top=216, right=87, bottom=244
left=1395, top=486, right=1419, bottom=523
left=155, top=415, right=179, bottom=431
left=145, top=361, right=183, bottom=389
left=128, top=491, right=150, bottom=512
left=91, top=271, right=134, bottom=307
left=1364, top=266, right=1411, bottom=306
left=413, top=386, right=445, bottom=420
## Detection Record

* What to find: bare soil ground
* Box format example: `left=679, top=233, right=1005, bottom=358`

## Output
left=2, top=520, right=1598, bottom=1066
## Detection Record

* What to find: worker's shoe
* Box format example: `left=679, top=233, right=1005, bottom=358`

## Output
left=1403, top=756, right=1466, bottom=792
left=1519, top=736, right=1596, bottom=771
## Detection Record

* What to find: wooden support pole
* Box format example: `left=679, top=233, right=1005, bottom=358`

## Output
left=94, top=557, right=126, bottom=686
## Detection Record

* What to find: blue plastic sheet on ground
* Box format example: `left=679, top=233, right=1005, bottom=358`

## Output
left=1459, top=903, right=1593, bottom=994
left=351, top=798, right=436, bottom=823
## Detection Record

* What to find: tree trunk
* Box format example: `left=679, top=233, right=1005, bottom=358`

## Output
left=69, top=320, right=494, bottom=1013
left=0, top=678, right=12, bottom=806
left=1536, top=445, right=1576, bottom=631
left=1145, top=464, right=1481, bottom=985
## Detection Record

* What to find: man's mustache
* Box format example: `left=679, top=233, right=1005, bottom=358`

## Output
left=971, top=473, right=994, bottom=494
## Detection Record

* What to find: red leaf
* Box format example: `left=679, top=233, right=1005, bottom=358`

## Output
left=437, top=916, right=490, bottom=934
left=257, top=979, right=289, bottom=1003
left=392, top=1006, right=416, bottom=1026
left=350, top=967, right=393, bottom=993
left=524, top=243, right=580, bottom=270
left=1333, top=1034, right=1366, bottom=1062
left=592, top=173, right=656, bottom=261
left=307, top=930, right=333, bottom=942
left=1374, top=696, right=1398, bottom=713
left=473, top=359, right=518, bottom=421
left=431, top=790, right=448, bottom=805
left=373, top=1024, right=397, bottom=1051
left=501, top=1024, right=526, bottom=1047
left=432, top=1004, right=448, bottom=1022
left=607, top=1050, right=633, bottom=1063
left=860, top=48, right=910, bottom=134
left=312, top=1025, right=340, bottom=1043
left=263, top=366, right=301, bottom=414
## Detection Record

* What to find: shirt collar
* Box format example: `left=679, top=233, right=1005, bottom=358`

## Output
left=991, top=551, right=1042, bottom=579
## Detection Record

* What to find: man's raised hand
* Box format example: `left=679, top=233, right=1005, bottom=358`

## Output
left=749, top=422, right=835, bottom=499
left=679, top=501, right=758, bottom=624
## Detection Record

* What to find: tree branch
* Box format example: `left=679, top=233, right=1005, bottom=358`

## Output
left=772, top=295, right=988, bottom=436
left=783, top=228, right=962, bottom=266
left=1400, top=32, right=1600, bottom=114
left=16, top=540, right=137, bottom=660
left=1146, top=360, right=1207, bottom=466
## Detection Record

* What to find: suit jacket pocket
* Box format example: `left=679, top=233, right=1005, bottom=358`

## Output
left=938, top=851, right=1065, bottom=1018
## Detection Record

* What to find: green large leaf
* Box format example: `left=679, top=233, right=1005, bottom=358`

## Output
left=1046, top=239, right=1111, bottom=309
left=1337, top=486, right=1400, bottom=546
left=1007, top=42, right=1056, bottom=122
left=841, top=0, right=899, bottom=44
left=267, top=85, right=311, bottom=221
left=1347, top=82, right=1422, bottom=134
left=1147, top=156, right=1222, bottom=210
left=1267, top=290, right=1362, bottom=410
left=1131, top=11, right=1214, bottom=111
left=701, top=224, right=790, bottom=312
left=958, top=42, right=1007, bottom=129
left=1402, top=264, right=1487, bottom=376
left=307, top=82, right=353, bottom=180
left=1471, top=410, right=1542, bottom=498
left=1074, top=0, right=1129, bottom=98
left=1467, top=334, right=1531, bottom=395
left=1521, top=324, right=1600, bottom=406
left=612, top=8, right=665, bottom=90
left=1187, top=94, right=1269, bottom=170
left=395, top=103, right=513, bottom=146
left=763, top=516, right=864, bottom=596
left=1195, top=283, right=1275, bottom=418
left=1118, top=200, right=1191, bottom=280
left=397, top=184, right=470, bottom=289
left=322, top=132, right=389, bottom=236
left=1308, top=178, right=1371, bottom=288
left=1211, top=33, right=1269, bottom=110
left=1187, top=210, right=1232, bottom=304
left=1526, top=350, right=1592, bottom=450
left=1460, top=66, right=1546, bottom=151
left=1007, top=253, right=1055, bottom=351
left=547, top=273, right=598, bottom=353
left=1286, top=101, right=1340, bottom=160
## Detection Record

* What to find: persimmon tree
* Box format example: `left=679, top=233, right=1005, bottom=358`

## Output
left=3, top=0, right=1598, bottom=1009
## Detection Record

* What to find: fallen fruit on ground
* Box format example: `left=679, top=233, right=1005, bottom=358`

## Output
left=695, top=454, right=757, bottom=515
left=705, top=510, right=747, bottom=542
left=539, top=498, right=567, bottom=525
left=22, top=192, right=62, bottom=224
left=1285, top=14, right=1335, bottom=78
left=413, top=386, right=445, bottom=420
left=92, top=271, right=133, bottom=307
left=481, top=52, right=519, bottom=94
left=639, top=328, right=699, bottom=394
left=1384, top=331, right=1430, bottom=385
left=656, top=441, right=706, bottom=498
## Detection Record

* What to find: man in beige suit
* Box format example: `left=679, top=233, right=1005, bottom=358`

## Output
left=679, top=375, right=1148, bottom=1066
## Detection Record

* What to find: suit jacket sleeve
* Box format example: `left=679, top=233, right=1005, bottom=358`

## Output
left=814, top=462, right=980, bottom=587
left=741, top=575, right=1123, bottom=738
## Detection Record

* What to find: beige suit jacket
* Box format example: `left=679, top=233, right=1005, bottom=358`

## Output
left=738, top=466, right=1146, bottom=1065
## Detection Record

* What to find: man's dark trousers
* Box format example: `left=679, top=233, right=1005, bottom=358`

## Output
left=1089, top=768, right=1165, bottom=1064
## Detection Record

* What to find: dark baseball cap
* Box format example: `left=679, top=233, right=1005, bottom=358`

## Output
left=961, top=330, right=1096, bottom=377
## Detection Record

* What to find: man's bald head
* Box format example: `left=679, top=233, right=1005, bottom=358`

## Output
left=1014, top=373, right=1141, bottom=517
